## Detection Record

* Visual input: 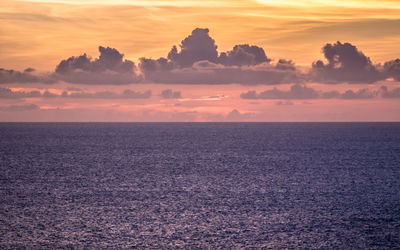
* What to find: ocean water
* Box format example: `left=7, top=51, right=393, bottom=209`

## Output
left=0, top=122, right=400, bottom=248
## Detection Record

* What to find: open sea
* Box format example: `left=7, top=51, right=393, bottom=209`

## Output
left=0, top=122, right=400, bottom=248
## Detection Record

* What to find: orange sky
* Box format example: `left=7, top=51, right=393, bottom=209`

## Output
left=1, top=0, right=400, bottom=121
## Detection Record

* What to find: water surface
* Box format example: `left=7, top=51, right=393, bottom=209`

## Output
left=1, top=123, right=399, bottom=248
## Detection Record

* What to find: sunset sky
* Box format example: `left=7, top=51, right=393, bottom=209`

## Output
left=1, top=0, right=400, bottom=121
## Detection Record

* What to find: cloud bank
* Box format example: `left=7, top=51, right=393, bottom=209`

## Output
left=0, top=87, right=151, bottom=99
left=0, top=104, right=40, bottom=112
left=240, top=84, right=400, bottom=100
left=54, top=46, right=142, bottom=85
left=0, top=68, right=54, bottom=84
left=0, top=28, right=399, bottom=86
left=139, top=28, right=299, bottom=85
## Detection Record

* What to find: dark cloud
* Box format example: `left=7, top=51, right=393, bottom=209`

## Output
left=63, top=89, right=151, bottom=99
left=218, top=44, right=271, bottom=66
left=137, top=30, right=400, bottom=85
left=24, top=68, right=35, bottom=73
left=0, top=87, right=151, bottom=99
left=139, top=57, right=174, bottom=72
left=380, top=86, right=400, bottom=98
left=43, top=90, right=58, bottom=98
left=0, top=68, right=53, bottom=84
left=0, top=87, right=41, bottom=98
left=275, top=59, right=296, bottom=71
left=311, top=41, right=384, bottom=83
left=4, top=28, right=400, bottom=87
left=167, top=28, right=219, bottom=68
left=142, top=60, right=303, bottom=85
left=139, top=29, right=272, bottom=75
left=241, top=84, right=382, bottom=100
left=383, top=59, right=400, bottom=81
left=66, top=87, right=83, bottom=91
left=139, top=28, right=297, bottom=85
left=276, top=100, right=294, bottom=106
left=241, top=84, right=319, bottom=99
left=0, top=104, right=40, bottom=112
left=340, top=88, right=376, bottom=100
left=161, top=89, right=181, bottom=99
left=55, top=46, right=142, bottom=85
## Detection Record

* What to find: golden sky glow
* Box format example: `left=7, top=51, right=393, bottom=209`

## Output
left=2, top=0, right=400, bottom=70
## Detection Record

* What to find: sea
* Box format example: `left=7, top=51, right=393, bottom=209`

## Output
left=0, top=122, right=399, bottom=248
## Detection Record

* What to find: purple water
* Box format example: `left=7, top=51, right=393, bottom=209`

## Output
left=1, top=123, right=400, bottom=248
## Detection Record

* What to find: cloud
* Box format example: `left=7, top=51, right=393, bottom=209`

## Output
left=0, top=68, right=54, bottom=84
left=3, top=28, right=400, bottom=87
left=43, top=90, right=58, bottom=98
left=139, top=29, right=398, bottom=85
left=241, top=84, right=319, bottom=99
left=383, top=59, right=400, bottom=81
left=0, top=87, right=41, bottom=98
left=380, top=86, right=400, bottom=98
left=240, top=84, right=382, bottom=100
left=276, top=100, right=294, bottom=106
left=64, top=89, right=151, bottom=99
left=0, top=104, right=40, bottom=112
left=340, top=88, right=376, bottom=99
left=218, top=44, right=271, bottom=66
left=139, top=28, right=300, bottom=85
left=311, top=41, right=384, bottom=83
left=275, top=59, right=296, bottom=71
left=165, top=28, right=270, bottom=68
left=55, top=46, right=142, bottom=85
left=0, top=87, right=151, bottom=99
left=141, top=60, right=303, bottom=85
left=167, top=28, right=219, bottom=68
left=139, top=57, right=174, bottom=72
left=66, top=87, right=83, bottom=91
left=225, top=109, right=254, bottom=122
left=160, top=89, right=181, bottom=99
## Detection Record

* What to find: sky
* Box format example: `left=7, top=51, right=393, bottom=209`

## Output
left=1, top=0, right=400, bottom=121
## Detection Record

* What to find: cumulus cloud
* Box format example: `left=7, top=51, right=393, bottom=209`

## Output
left=139, top=28, right=299, bottom=85
left=311, top=41, right=384, bottom=83
left=383, top=59, right=400, bottom=81
left=0, top=104, right=40, bottom=112
left=139, top=57, right=174, bottom=72
left=240, top=84, right=384, bottom=100
left=160, top=89, right=181, bottom=99
left=167, top=28, right=219, bottom=68
left=218, top=44, right=271, bottom=66
left=55, top=46, right=142, bottom=85
left=3, top=28, right=400, bottom=87
left=0, top=68, right=54, bottom=84
left=139, top=29, right=400, bottom=85
left=0, top=87, right=151, bottom=99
